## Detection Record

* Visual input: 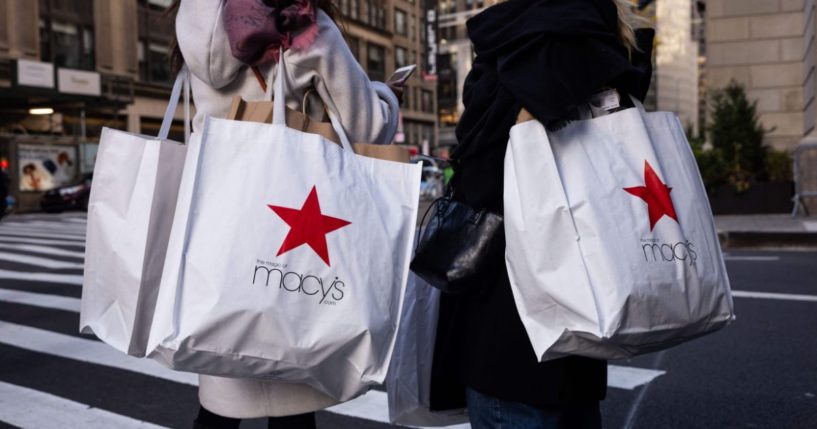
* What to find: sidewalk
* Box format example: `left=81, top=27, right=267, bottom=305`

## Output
left=715, top=214, right=817, bottom=249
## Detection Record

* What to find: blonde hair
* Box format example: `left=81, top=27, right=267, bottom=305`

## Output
left=613, top=0, right=641, bottom=56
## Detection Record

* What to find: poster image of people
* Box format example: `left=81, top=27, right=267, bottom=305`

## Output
left=18, top=144, right=77, bottom=192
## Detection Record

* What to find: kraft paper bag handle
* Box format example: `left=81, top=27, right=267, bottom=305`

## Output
left=270, top=50, right=355, bottom=152
left=254, top=62, right=327, bottom=129
left=251, top=64, right=341, bottom=143
left=254, top=54, right=409, bottom=162
left=517, top=108, right=535, bottom=124
left=158, top=65, right=191, bottom=143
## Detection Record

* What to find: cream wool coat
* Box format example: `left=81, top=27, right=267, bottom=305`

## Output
left=176, top=0, right=400, bottom=418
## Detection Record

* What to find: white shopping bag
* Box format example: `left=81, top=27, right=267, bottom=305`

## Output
left=80, top=68, right=191, bottom=357
left=386, top=272, right=468, bottom=427
left=147, top=53, right=422, bottom=401
left=503, top=100, right=734, bottom=361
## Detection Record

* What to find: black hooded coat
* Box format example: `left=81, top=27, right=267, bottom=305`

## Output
left=429, top=0, right=655, bottom=410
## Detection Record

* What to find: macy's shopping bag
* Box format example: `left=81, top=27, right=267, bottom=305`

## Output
left=503, top=101, right=735, bottom=361
left=147, top=54, right=422, bottom=401
left=80, top=67, right=190, bottom=357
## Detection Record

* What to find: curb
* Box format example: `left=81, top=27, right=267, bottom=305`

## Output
left=719, top=231, right=817, bottom=249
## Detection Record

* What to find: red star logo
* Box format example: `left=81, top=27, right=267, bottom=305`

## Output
left=267, top=186, right=351, bottom=266
left=624, top=161, right=679, bottom=231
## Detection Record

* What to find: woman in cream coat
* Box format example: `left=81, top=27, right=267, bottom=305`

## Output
left=174, top=1, right=401, bottom=427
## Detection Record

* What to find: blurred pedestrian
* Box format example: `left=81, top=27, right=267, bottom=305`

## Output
left=428, top=1, right=654, bottom=428
left=169, top=0, right=403, bottom=428
left=0, top=168, right=9, bottom=220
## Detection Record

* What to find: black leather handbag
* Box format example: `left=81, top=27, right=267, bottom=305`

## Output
left=410, top=193, right=504, bottom=294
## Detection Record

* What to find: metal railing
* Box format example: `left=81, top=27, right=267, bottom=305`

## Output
left=792, top=143, right=817, bottom=216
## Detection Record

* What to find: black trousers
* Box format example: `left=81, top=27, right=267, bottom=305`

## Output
left=193, top=406, right=316, bottom=429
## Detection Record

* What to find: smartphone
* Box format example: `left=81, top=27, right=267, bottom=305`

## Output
left=388, top=64, right=417, bottom=86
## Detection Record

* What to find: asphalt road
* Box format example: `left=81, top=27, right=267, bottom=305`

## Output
left=0, top=212, right=815, bottom=428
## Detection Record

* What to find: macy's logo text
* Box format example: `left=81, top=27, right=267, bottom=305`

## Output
left=252, top=265, right=346, bottom=305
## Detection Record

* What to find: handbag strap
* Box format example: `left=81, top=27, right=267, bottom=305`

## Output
left=413, top=185, right=454, bottom=255
left=414, top=196, right=444, bottom=255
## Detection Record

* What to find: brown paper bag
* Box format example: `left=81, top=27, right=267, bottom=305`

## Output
left=227, top=96, right=341, bottom=144
left=227, top=96, right=411, bottom=163
left=517, top=108, right=535, bottom=124
left=353, top=144, right=411, bottom=163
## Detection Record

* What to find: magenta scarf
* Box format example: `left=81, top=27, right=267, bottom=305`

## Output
left=223, top=0, right=320, bottom=66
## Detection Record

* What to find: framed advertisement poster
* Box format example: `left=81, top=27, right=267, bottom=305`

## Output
left=18, top=144, right=78, bottom=192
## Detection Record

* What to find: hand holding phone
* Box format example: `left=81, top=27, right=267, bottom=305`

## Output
left=387, top=65, right=417, bottom=86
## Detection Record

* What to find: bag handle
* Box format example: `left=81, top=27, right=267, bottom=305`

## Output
left=252, top=65, right=314, bottom=133
left=260, top=51, right=355, bottom=152
left=629, top=94, right=647, bottom=114
left=158, top=65, right=191, bottom=143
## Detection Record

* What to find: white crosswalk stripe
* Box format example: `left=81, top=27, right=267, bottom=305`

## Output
left=0, top=251, right=84, bottom=269
left=0, top=230, right=86, bottom=241
left=0, top=243, right=85, bottom=259
left=0, top=321, right=198, bottom=386
left=0, top=381, right=169, bottom=429
left=0, top=229, right=87, bottom=239
left=0, top=231, right=85, bottom=241
left=0, top=221, right=88, bottom=233
left=1, top=219, right=86, bottom=226
left=0, top=289, right=81, bottom=312
left=0, top=269, right=83, bottom=285
left=0, top=235, right=86, bottom=247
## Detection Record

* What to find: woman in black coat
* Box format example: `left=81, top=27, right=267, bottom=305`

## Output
left=428, top=0, right=654, bottom=427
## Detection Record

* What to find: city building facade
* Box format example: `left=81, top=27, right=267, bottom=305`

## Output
left=338, top=0, right=439, bottom=154
left=435, top=0, right=502, bottom=151
left=706, top=0, right=814, bottom=151
left=638, top=0, right=702, bottom=135
left=1, top=0, right=437, bottom=211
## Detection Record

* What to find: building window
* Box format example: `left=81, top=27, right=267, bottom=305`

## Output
left=40, top=0, right=96, bottom=71
left=422, top=90, right=434, bottom=113
left=395, top=9, right=407, bottom=36
left=367, top=43, right=386, bottom=82
left=51, top=21, right=95, bottom=70
left=341, top=0, right=359, bottom=21
left=365, top=0, right=386, bottom=30
left=346, top=35, right=361, bottom=63
left=39, top=19, right=51, bottom=62
left=139, top=41, right=172, bottom=84
left=395, top=46, right=408, bottom=69
left=138, top=0, right=176, bottom=84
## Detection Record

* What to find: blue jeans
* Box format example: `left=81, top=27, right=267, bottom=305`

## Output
left=466, top=388, right=602, bottom=429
